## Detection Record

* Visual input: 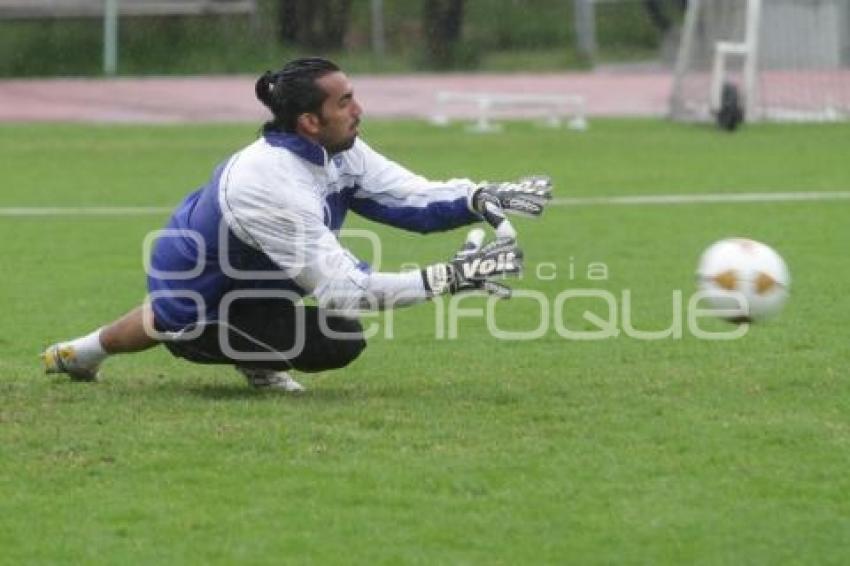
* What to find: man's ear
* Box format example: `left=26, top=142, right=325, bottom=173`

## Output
left=297, top=112, right=321, bottom=136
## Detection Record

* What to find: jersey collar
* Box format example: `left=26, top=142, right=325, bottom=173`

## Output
left=264, top=131, right=328, bottom=166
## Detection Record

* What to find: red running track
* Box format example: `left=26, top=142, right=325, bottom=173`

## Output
left=0, top=70, right=672, bottom=123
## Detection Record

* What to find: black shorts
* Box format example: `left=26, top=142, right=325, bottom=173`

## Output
left=160, top=297, right=366, bottom=373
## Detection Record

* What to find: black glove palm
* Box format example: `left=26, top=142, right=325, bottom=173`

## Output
left=473, top=175, right=553, bottom=227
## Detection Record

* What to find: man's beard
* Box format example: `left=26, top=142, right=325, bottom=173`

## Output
left=324, top=134, right=357, bottom=155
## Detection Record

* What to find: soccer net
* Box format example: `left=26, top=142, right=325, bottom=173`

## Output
left=670, top=0, right=850, bottom=123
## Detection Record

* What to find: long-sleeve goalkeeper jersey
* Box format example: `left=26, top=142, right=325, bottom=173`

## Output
left=148, top=131, right=480, bottom=332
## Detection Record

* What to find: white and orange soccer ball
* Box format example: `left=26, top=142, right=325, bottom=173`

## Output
left=696, top=238, right=790, bottom=323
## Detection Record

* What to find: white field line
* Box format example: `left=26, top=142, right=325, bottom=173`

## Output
left=0, top=206, right=172, bottom=217
left=0, top=191, right=849, bottom=217
left=552, top=191, right=850, bottom=206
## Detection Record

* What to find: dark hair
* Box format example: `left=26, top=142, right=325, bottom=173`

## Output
left=255, top=57, right=341, bottom=133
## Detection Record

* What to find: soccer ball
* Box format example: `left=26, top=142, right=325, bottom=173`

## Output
left=696, top=238, right=790, bottom=323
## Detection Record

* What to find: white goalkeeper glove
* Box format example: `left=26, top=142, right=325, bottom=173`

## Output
left=422, top=229, right=522, bottom=299
left=471, top=175, right=553, bottom=239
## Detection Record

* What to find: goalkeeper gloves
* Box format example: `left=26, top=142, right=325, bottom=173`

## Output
left=472, top=175, right=553, bottom=236
left=422, top=229, right=522, bottom=299
left=422, top=176, right=550, bottom=298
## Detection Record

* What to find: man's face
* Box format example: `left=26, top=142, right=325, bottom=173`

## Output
left=313, top=71, right=362, bottom=154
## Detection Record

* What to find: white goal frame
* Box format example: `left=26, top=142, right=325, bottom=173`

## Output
left=670, top=0, right=850, bottom=123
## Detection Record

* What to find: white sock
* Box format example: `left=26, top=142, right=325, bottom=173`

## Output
left=67, top=328, right=108, bottom=367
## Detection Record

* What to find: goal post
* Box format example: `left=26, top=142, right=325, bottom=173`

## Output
left=670, top=0, right=850, bottom=124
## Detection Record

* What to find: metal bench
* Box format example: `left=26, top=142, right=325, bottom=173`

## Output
left=0, top=0, right=257, bottom=74
left=431, top=91, right=589, bottom=133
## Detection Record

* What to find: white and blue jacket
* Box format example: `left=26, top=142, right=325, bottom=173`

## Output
left=148, top=132, right=480, bottom=332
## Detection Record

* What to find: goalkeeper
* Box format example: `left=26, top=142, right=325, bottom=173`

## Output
left=42, top=57, right=552, bottom=392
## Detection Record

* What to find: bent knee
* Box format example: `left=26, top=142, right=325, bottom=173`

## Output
left=333, top=334, right=367, bottom=369
left=293, top=316, right=367, bottom=373
left=295, top=335, right=366, bottom=372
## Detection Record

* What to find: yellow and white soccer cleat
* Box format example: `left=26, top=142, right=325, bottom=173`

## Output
left=41, top=343, right=101, bottom=382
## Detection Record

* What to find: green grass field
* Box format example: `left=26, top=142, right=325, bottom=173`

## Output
left=2, top=120, right=849, bottom=563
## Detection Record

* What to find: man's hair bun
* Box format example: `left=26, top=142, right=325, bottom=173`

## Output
left=255, top=71, right=277, bottom=109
